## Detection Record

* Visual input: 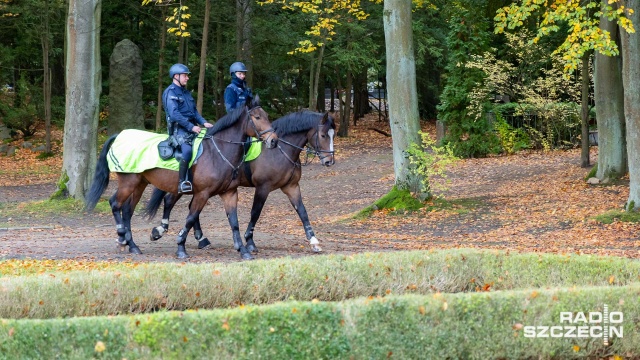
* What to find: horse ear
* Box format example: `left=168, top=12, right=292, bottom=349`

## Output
left=321, top=112, right=328, bottom=125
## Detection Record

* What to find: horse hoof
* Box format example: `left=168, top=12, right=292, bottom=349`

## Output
left=129, top=247, right=143, bottom=255
left=151, top=229, right=162, bottom=241
left=176, top=251, right=190, bottom=259
left=197, top=238, right=211, bottom=249
left=117, top=244, right=128, bottom=252
left=311, top=244, right=323, bottom=253
left=246, top=244, right=259, bottom=253
left=241, top=252, right=254, bottom=260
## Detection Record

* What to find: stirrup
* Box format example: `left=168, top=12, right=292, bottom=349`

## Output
left=178, top=181, right=193, bottom=194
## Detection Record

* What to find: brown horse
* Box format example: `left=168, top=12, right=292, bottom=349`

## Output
left=84, top=96, right=277, bottom=259
left=144, top=110, right=335, bottom=259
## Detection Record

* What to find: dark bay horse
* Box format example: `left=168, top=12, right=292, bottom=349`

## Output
left=145, top=110, right=336, bottom=259
left=84, top=97, right=278, bottom=259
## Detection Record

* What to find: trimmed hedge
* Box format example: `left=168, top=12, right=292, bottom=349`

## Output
left=1, top=249, right=639, bottom=319
left=0, top=285, right=638, bottom=359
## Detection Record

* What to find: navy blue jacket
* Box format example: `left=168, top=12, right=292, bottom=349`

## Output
left=224, top=76, right=252, bottom=113
left=162, top=84, right=206, bottom=137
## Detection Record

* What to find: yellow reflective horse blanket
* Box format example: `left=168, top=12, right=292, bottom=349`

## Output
left=107, top=129, right=205, bottom=173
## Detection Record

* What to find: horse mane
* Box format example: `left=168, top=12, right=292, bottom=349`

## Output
left=272, top=111, right=335, bottom=137
left=206, top=95, right=261, bottom=136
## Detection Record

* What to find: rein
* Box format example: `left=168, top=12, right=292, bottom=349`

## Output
left=276, top=124, right=335, bottom=166
left=207, top=105, right=275, bottom=178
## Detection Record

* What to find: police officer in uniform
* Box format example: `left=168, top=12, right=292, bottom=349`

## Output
left=224, top=61, right=253, bottom=113
left=162, top=63, right=213, bottom=194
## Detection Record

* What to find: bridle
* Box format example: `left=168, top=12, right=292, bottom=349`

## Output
left=277, top=124, right=335, bottom=166
left=306, top=125, right=335, bottom=166
left=207, top=105, right=275, bottom=179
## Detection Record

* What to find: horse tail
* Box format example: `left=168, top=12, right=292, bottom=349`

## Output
left=85, top=134, right=118, bottom=211
left=144, top=187, right=167, bottom=220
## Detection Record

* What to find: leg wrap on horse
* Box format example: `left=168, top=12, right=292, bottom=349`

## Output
left=116, top=224, right=128, bottom=245
left=176, top=227, right=189, bottom=245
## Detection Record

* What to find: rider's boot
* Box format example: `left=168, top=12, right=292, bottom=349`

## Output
left=178, top=159, right=193, bottom=194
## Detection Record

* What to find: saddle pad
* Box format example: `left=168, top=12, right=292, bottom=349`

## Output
left=107, top=129, right=205, bottom=173
left=245, top=137, right=262, bottom=162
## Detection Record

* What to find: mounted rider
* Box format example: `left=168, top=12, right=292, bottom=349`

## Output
left=224, top=61, right=253, bottom=113
left=162, top=63, right=213, bottom=194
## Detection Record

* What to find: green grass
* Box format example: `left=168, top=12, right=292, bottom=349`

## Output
left=592, top=209, right=640, bottom=224
left=1, top=249, right=638, bottom=319
left=0, top=198, right=110, bottom=226
left=354, top=193, right=481, bottom=220
left=1, top=285, right=638, bottom=359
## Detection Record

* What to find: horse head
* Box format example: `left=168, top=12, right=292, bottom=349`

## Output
left=246, top=95, right=278, bottom=149
left=309, top=112, right=335, bottom=166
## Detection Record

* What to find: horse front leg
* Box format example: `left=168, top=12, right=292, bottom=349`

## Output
left=188, top=196, right=211, bottom=249
left=282, top=183, right=322, bottom=253
left=244, top=187, right=270, bottom=254
left=193, top=216, right=211, bottom=249
left=175, top=194, right=208, bottom=259
left=220, top=190, right=253, bottom=260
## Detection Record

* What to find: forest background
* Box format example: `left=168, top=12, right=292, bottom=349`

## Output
left=0, top=0, right=638, bottom=206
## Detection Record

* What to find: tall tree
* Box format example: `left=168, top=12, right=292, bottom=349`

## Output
left=42, top=0, right=52, bottom=153
left=236, top=0, right=252, bottom=85
left=595, top=1, right=626, bottom=181
left=197, top=0, right=211, bottom=113
left=383, top=0, right=424, bottom=193
left=620, top=0, right=640, bottom=210
left=59, top=0, right=101, bottom=199
left=580, top=51, right=592, bottom=168
left=155, top=6, right=167, bottom=132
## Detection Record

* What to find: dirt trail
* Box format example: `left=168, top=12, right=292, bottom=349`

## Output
left=1, top=118, right=638, bottom=262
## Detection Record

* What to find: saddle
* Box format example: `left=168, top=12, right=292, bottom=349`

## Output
left=158, top=135, right=188, bottom=161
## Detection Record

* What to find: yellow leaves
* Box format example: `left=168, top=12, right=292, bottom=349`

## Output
left=0, top=259, right=137, bottom=277
left=609, top=275, right=615, bottom=284
left=572, top=344, right=580, bottom=352
left=221, top=320, right=230, bottom=331
left=261, top=0, right=368, bottom=54
left=418, top=306, right=426, bottom=315
left=94, top=341, right=106, bottom=353
left=442, top=301, right=448, bottom=311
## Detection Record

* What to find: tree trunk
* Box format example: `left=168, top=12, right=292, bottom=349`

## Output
left=155, top=8, right=167, bottom=131
left=178, top=36, right=185, bottom=64
left=42, top=0, right=52, bottom=153
left=595, top=3, right=626, bottom=181
left=580, top=51, right=592, bottom=168
left=317, top=74, right=326, bottom=112
left=330, top=83, right=335, bottom=112
left=216, top=14, right=224, bottom=119
left=353, top=70, right=369, bottom=125
left=620, top=0, right=640, bottom=210
left=197, top=0, right=211, bottom=114
left=61, top=0, right=101, bottom=199
left=308, top=44, right=325, bottom=111
left=338, top=71, right=352, bottom=137
left=383, top=0, right=424, bottom=194
left=236, top=0, right=252, bottom=85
